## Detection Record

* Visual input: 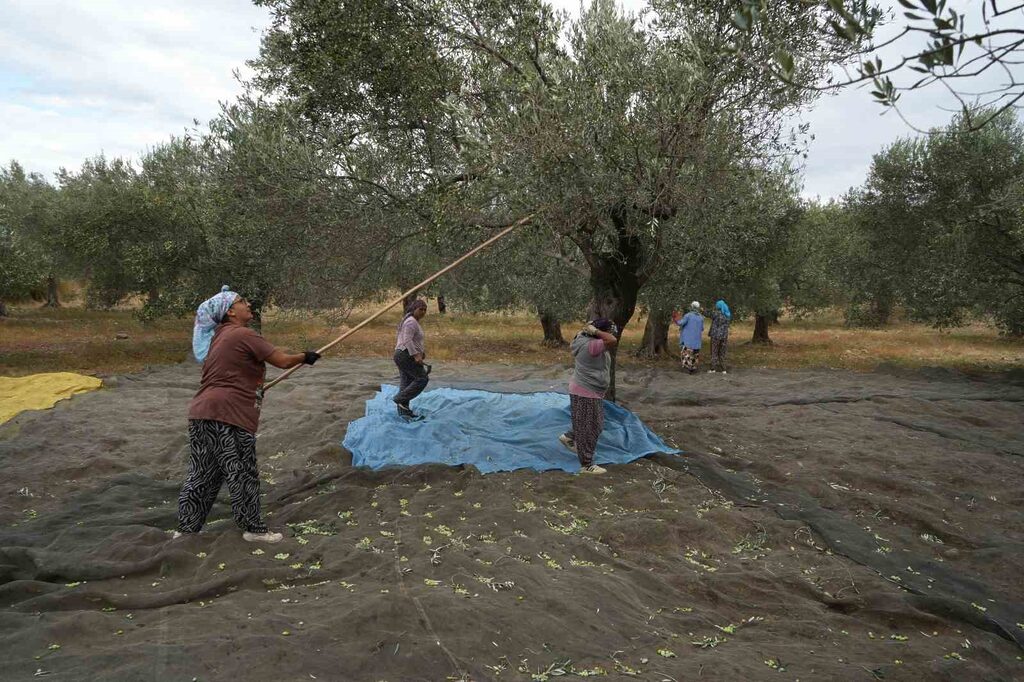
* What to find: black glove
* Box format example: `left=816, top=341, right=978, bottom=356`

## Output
left=303, top=350, right=321, bottom=365
left=423, top=363, right=432, bottom=375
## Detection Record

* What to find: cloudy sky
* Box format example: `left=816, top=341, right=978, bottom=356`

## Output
left=0, top=1, right=1015, bottom=199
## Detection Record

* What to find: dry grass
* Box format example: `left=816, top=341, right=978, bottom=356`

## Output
left=1, top=302, right=1022, bottom=377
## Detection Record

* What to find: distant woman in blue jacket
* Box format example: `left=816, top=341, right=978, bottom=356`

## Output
left=672, top=301, right=704, bottom=374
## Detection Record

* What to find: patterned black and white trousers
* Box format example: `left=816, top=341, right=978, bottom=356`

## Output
left=680, top=347, right=700, bottom=373
left=569, top=394, right=605, bottom=468
left=710, top=337, right=728, bottom=372
left=177, top=419, right=267, bottom=534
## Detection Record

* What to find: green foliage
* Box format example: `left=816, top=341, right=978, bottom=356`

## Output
left=440, top=226, right=590, bottom=319
left=0, top=162, right=55, bottom=306
left=840, top=138, right=930, bottom=326
left=785, top=201, right=852, bottom=314
left=53, top=147, right=205, bottom=309
left=249, top=0, right=851, bottom=340
left=0, top=228, right=42, bottom=307
left=169, top=97, right=362, bottom=318
left=845, top=109, right=1024, bottom=334
left=637, top=163, right=805, bottom=322
left=32, top=99, right=393, bottom=322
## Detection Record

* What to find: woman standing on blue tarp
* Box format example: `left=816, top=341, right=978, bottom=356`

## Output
left=672, top=301, right=704, bottom=374
left=708, top=299, right=732, bottom=373
left=559, top=318, right=618, bottom=475
left=393, top=299, right=430, bottom=420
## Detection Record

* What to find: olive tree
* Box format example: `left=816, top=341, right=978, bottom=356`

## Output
left=250, top=0, right=852, bottom=396
left=0, top=162, right=61, bottom=309
left=51, top=147, right=207, bottom=311
left=847, top=109, right=1024, bottom=333
left=0, top=163, right=49, bottom=316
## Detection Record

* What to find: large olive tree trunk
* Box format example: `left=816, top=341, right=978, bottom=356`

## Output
left=636, top=307, right=671, bottom=357
left=538, top=310, right=566, bottom=346
left=752, top=313, right=772, bottom=344
left=43, top=274, right=60, bottom=308
left=578, top=208, right=660, bottom=402
left=586, top=265, right=642, bottom=403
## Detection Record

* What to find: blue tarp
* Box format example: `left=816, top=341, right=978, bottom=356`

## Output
left=342, top=384, right=681, bottom=474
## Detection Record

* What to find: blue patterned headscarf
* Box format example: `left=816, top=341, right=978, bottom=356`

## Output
left=715, top=299, right=732, bottom=321
left=192, top=285, right=240, bottom=362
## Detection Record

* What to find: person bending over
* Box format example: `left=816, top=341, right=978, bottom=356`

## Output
left=176, top=286, right=320, bottom=544
left=559, top=318, right=618, bottom=475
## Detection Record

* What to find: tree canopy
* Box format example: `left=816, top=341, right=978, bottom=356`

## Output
left=248, top=0, right=853, bottom=394
left=845, top=108, right=1024, bottom=332
left=0, top=163, right=50, bottom=314
left=4, top=0, right=1021, bottom=358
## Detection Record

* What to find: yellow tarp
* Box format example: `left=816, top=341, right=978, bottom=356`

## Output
left=0, top=372, right=103, bottom=424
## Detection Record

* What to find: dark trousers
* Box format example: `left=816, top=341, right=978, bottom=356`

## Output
left=710, top=337, right=728, bottom=371
left=393, top=349, right=429, bottom=406
left=178, top=419, right=267, bottom=533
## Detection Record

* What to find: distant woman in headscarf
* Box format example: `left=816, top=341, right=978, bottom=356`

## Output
left=176, top=286, right=320, bottom=544
left=708, top=299, right=732, bottom=374
left=672, top=301, right=704, bottom=374
left=558, top=318, right=618, bottom=475
left=393, top=299, right=430, bottom=419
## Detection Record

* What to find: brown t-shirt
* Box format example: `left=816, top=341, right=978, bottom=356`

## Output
left=188, top=324, right=276, bottom=434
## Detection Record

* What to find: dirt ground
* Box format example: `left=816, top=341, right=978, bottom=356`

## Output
left=0, top=359, right=1022, bottom=681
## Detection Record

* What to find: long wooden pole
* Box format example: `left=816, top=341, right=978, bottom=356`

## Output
left=261, top=214, right=533, bottom=395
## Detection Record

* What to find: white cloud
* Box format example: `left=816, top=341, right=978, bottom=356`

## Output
left=0, top=0, right=270, bottom=178
left=1, top=0, right=1018, bottom=199
left=799, top=2, right=1024, bottom=200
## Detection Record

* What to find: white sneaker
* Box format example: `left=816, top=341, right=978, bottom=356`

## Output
left=558, top=433, right=577, bottom=453
left=243, top=531, right=283, bottom=544
left=721, top=371, right=728, bottom=374
left=580, top=465, right=607, bottom=475
left=708, top=370, right=717, bottom=373
left=171, top=530, right=183, bottom=539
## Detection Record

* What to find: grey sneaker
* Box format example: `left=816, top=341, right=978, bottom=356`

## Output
left=243, top=531, right=283, bottom=544
left=558, top=433, right=577, bottom=452
left=580, top=465, right=607, bottom=475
